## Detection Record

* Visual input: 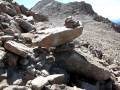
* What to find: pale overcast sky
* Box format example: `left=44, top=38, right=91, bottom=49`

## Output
left=15, top=0, right=120, bottom=20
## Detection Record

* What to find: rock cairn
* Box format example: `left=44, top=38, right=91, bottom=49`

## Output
left=0, top=1, right=120, bottom=90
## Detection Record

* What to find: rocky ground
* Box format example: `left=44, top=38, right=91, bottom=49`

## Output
left=0, top=0, right=120, bottom=90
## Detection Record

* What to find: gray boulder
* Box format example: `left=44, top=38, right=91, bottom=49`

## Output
left=55, top=48, right=111, bottom=80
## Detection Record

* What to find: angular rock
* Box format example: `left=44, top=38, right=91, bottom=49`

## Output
left=0, top=35, right=14, bottom=42
left=32, top=26, right=83, bottom=48
left=13, top=79, right=23, bottom=85
left=3, top=85, right=31, bottom=90
left=4, top=40, right=33, bottom=57
left=47, top=74, right=65, bottom=84
left=31, top=76, right=48, bottom=90
left=0, top=79, right=8, bottom=90
left=64, top=16, right=82, bottom=28
left=55, top=48, right=111, bottom=80
left=50, top=68, right=69, bottom=83
left=32, top=13, right=48, bottom=22
left=31, top=74, right=65, bottom=90
left=15, top=18, right=35, bottom=33
left=20, top=33, right=34, bottom=43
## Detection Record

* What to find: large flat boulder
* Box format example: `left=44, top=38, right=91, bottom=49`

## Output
left=32, top=26, right=83, bottom=48
left=55, top=48, right=111, bottom=80
left=4, top=40, right=33, bottom=57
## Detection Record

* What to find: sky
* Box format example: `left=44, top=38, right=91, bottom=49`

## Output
left=15, top=0, right=120, bottom=21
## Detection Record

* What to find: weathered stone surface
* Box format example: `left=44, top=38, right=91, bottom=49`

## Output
left=32, top=26, right=83, bottom=48
left=55, top=48, right=111, bottom=80
left=15, top=18, right=35, bottom=33
left=3, top=85, right=31, bottom=90
left=4, top=40, right=33, bottom=57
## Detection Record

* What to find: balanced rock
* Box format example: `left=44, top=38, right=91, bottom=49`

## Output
left=4, top=40, right=33, bottom=57
left=55, top=48, right=111, bottom=80
left=32, top=26, right=83, bottom=48
left=64, top=16, right=82, bottom=28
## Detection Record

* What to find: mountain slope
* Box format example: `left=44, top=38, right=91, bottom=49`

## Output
left=31, top=0, right=97, bottom=17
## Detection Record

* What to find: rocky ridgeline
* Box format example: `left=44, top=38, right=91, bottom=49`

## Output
left=0, top=1, right=120, bottom=90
